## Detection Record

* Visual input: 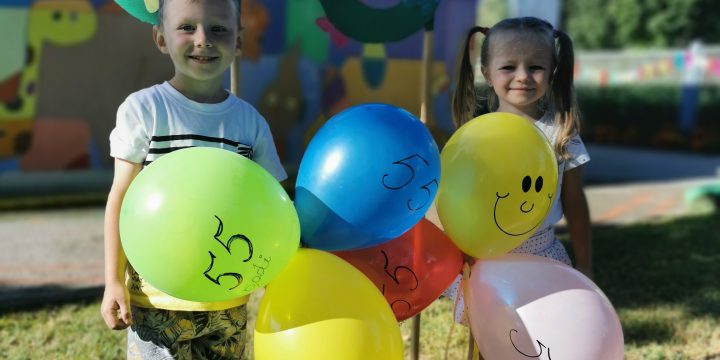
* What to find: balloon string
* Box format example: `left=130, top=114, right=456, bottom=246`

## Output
left=460, top=262, right=471, bottom=324
left=444, top=263, right=472, bottom=360
left=443, top=315, right=456, bottom=360
left=472, top=342, right=481, bottom=360
left=462, top=264, right=483, bottom=360
left=461, top=263, right=476, bottom=360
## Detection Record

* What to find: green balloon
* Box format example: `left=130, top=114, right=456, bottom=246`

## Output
left=320, top=0, right=439, bottom=43
left=120, top=147, right=300, bottom=302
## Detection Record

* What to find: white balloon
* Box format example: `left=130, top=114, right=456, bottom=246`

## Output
left=465, top=254, right=624, bottom=360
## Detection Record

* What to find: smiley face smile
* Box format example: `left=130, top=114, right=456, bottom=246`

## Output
left=493, top=175, right=554, bottom=236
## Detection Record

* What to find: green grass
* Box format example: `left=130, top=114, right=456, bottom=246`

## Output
left=2, top=213, right=720, bottom=359
left=0, top=300, right=125, bottom=359
left=588, top=213, right=720, bottom=359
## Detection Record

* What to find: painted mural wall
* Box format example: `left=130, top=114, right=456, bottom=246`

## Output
left=0, top=0, right=478, bottom=181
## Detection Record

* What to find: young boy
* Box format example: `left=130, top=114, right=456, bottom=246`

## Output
left=100, top=0, right=285, bottom=358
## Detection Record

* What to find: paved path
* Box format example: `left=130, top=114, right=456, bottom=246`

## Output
left=1, top=177, right=718, bottom=310
left=0, top=208, right=105, bottom=309
left=581, top=178, right=717, bottom=225
left=424, top=177, right=718, bottom=228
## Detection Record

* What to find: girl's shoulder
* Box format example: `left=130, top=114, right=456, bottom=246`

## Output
left=532, top=112, right=557, bottom=141
left=536, top=111, right=555, bottom=126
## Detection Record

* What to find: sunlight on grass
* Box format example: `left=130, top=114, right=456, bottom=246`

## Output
left=2, top=213, right=720, bottom=359
left=620, top=304, right=720, bottom=359
left=0, top=294, right=469, bottom=360
left=0, top=301, right=124, bottom=360
left=398, top=298, right=470, bottom=360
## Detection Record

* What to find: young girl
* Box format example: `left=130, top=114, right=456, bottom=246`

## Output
left=101, top=0, right=285, bottom=358
left=444, top=16, right=592, bottom=327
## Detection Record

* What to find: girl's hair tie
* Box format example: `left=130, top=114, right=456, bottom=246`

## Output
left=553, top=29, right=562, bottom=38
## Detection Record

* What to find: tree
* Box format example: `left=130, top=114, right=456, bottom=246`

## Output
left=478, top=0, right=508, bottom=29
left=564, top=0, right=720, bottom=49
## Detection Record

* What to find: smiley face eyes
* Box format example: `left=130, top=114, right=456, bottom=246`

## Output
left=522, top=175, right=544, bottom=193
left=535, top=176, right=543, bottom=192
left=522, top=176, right=532, bottom=192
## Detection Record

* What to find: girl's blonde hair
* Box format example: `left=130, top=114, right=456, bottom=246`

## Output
left=451, top=17, right=581, bottom=161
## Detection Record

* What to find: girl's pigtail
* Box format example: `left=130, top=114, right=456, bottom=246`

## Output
left=452, top=27, right=485, bottom=128
left=553, top=30, right=574, bottom=117
left=552, top=30, right=581, bottom=160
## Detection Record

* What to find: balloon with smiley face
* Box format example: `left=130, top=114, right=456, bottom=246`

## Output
left=437, top=112, right=558, bottom=258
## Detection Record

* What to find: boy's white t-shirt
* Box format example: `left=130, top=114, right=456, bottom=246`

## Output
left=111, top=81, right=287, bottom=180
left=109, top=81, right=287, bottom=311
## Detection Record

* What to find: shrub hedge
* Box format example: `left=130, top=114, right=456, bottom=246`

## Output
left=576, top=86, right=720, bottom=153
left=473, top=85, right=720, bottom=154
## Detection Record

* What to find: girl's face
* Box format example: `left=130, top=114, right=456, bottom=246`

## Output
left=154, top=0, right=241, bottom=86
left=482, top=32, right=554, bottom=119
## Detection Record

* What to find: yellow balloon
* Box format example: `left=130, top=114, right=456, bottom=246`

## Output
left=255, top=319, right=375, bottom=360
left=437, top=112, right=558, bottom=258
left=254, top=249, right=403, bottom=360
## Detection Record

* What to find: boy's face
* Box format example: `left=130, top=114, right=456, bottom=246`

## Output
left=154, top=0, right=241, bottom=84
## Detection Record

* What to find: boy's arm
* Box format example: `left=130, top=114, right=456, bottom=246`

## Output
left=100, top=158, right=142, bottom=330
left=251, top=117, right=288, bottom=182
left=561, top=166, right=593, bottom=278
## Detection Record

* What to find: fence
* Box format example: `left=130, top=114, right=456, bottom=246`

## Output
left=575, top=43, right=720, bottom=87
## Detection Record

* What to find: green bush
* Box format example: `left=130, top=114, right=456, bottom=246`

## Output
left=576, top=85, right=720, bottom=153
left=564, top=0, right=720, bottom=49
left=472, top=85, right=720, bottom=153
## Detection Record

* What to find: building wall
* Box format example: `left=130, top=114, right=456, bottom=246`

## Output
left=0, top=0, right=477, bottom=180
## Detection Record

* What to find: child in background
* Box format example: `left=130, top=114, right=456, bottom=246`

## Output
left=100, top=0, right=286, bottom=358
left=444, top=17, right=592, bottom=325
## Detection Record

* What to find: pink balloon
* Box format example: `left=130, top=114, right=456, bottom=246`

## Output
left=465, top=254, right=624, bottom=360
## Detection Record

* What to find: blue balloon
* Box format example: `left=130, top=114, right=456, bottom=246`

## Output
left=295, top=103, right=440, bottom=251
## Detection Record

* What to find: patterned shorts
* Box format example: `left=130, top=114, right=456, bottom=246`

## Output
left=127, top=305, right=247, bottom=360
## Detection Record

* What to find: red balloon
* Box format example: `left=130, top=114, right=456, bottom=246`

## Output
left=334, top=218, right=463, bottom=321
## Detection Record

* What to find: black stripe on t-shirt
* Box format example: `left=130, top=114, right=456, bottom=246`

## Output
left=151, top=134, right=240, bottom=147
left=237, top=146, right=252, bottom=158
left=148, top=145, right=194, bottom=154
left=143, top=146, right=253, bottom=166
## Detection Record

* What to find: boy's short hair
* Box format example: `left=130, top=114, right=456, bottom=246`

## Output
left=157, top=0, right=242, bottom=27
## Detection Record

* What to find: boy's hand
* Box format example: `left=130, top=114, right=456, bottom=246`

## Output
left=100, top=281, right=133, bottom=330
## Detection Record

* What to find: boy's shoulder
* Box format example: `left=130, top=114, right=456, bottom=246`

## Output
left=229, top=95, right=267, bottom=121
left=124, top=82, right=167, bottom=104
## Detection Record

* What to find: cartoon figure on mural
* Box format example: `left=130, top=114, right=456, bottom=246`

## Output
left=239, top=0, right=268, bottom=61
left=0, top=0, right=97, bottom=158
left=0, top=0, right=479, bottom=179
left=258, top=45, right=305, bottom=158
left=311, top=0, right=466, bottom=150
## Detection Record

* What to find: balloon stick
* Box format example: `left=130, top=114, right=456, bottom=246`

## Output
left=419, top=30, right=433, bottom=125
left=413, top=21, right=434, bottom=360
